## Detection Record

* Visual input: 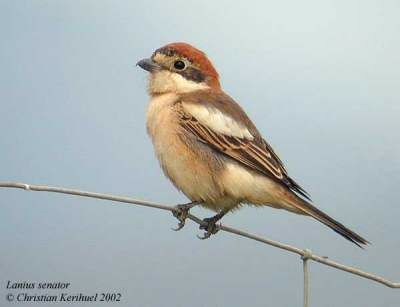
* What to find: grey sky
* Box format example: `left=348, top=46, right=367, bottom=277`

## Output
left=0, top=1, right=399, bottom=306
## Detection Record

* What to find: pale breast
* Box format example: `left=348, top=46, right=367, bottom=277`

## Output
left=146, top=93, right=178, bottom=142
left=146, top=94, right=224, bottom=205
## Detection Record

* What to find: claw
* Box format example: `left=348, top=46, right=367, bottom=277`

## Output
left=171, top=221, right=185, bottom=231
left=197, top=232, right=212, bottom=240
left=197, top=218, right=220, bottom=240
left=172, top=223, right=185, bottom=231
left=171, top=202, right=198, bottom=231
left=171, top=207, right=188, bottom=231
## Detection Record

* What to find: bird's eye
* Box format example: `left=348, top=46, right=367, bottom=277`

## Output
left=173, top=60, right=186, bottom=70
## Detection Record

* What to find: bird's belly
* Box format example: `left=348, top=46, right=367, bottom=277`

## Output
left=157, top=137, right=218, bottom=201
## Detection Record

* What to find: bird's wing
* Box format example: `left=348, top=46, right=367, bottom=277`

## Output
left=178, top=91, right=370, bottom=247
left=178, top=91, right=310, bottom=200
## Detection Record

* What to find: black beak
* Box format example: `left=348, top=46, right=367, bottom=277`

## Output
left=136, top=58, right=161, bottom=72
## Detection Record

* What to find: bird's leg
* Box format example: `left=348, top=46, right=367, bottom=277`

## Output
left=172, top=201, right=200, bottom=231
left=198, top=209, right=229, bottom=240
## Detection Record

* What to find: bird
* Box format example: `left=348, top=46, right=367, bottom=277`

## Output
left=137, top=42, right=368, bottom=246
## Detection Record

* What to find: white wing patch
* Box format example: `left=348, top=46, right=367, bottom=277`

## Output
left=182, top=102, right=254, bottom=140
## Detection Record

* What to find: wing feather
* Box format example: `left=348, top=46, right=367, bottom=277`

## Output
left=179, top=103, right=311, bottom=200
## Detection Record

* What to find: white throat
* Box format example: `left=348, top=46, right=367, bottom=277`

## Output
left=148, top=70, right=209, bottom=95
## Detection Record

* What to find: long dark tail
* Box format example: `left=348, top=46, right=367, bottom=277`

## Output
left=285, top=192, right=369, bottom=248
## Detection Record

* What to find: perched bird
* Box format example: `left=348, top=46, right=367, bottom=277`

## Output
left=137, top=42, right=368, bottom=246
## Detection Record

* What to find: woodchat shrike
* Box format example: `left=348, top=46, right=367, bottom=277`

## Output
left=137, top=42, right=368, bottom=246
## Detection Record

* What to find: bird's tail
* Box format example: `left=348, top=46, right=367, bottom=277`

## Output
left=283, top=191, right=369, bottom=248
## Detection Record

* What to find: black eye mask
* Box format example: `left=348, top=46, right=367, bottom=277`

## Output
left=154, top=48, right=207, bottom=84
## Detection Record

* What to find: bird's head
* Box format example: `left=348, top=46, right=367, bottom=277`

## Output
left=137, top=42, right=220, bottom=95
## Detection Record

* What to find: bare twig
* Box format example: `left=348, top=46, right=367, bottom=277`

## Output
left=1, top=181, right=399, bottom=290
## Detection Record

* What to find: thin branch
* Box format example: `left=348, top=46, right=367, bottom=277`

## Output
left=1, top=181, right=399, bottom=289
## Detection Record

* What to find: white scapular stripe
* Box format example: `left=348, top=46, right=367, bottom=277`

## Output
left=182, top=103, right=254, bottom=140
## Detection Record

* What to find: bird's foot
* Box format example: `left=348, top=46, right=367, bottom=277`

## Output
left=171, top=201, right=199, bottom=231
left=197, top=216, right=221, bottom=240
